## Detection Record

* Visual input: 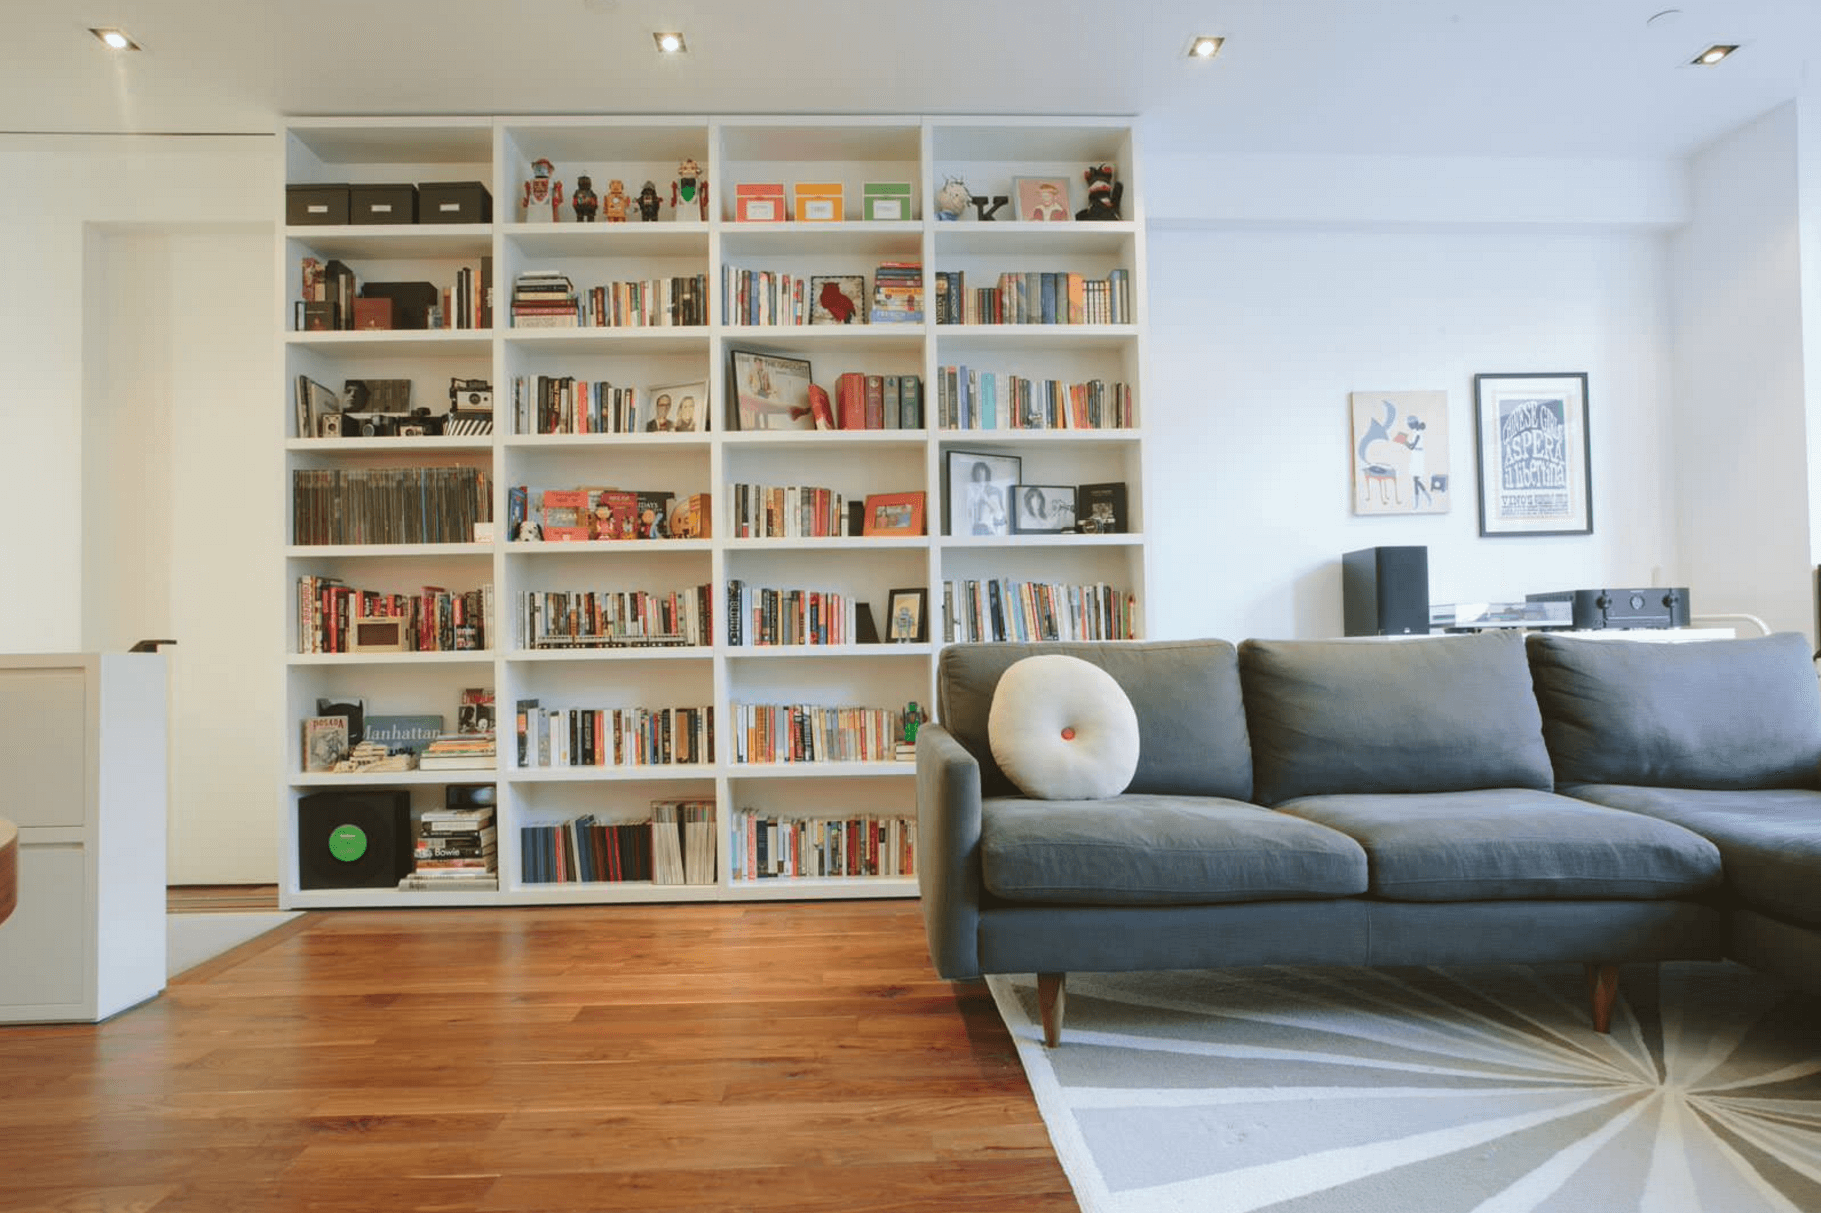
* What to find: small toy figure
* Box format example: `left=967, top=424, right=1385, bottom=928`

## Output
left=571, top=175, right=599, bottom=222
left=671, top=158, right=707, bottom=222
left=935, top=177, right=971, bottom=221
left=903, top=702, right=925, bottom=744
left=521, top=157, right=563, bottom=223
left=970, top=193, right=1009, bottom=221
left=636, top=180, right=663, bottom=222
left=1075, top=163, right=1123, bottom=220
left=603, top=178, right=631, bottom=222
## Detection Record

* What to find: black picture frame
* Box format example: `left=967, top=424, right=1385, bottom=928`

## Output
left=1472, top=372, right=1592, bottom=537
left=887, top=587, right=928, bottom=642
left=1010, top=484, right=1078, bottom=534
left=944, top=450, right=1021, bottom=537
left=1075, top=481, right=1128, bottom=534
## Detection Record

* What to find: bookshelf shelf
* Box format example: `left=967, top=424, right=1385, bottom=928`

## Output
left=278, top=112, right=1147, bottom=909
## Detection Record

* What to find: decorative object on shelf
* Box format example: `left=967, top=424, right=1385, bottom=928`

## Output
left=647, top=381, right=708, bottom=433
left=331, top=740, right=416, bottom=774
left=1013, top=177, right=1071, bottom=222
left=970, top=193, right=1009, bottom=221
left=672, top=158, right=708, bottom=222
left=419, top=180, right=491, bottom=224
left=945, top=450, right=1020, bottom=537
left=635, top=180, right=662, bottom=222
left=571, top=174, right=599, bottom=222
left=1472, top=372, right=1592, bottom=537
left=353, top=297, right=392, bottom=330
left=728, top=348, right=815, bottom=431
left=1075, top=482, right=1128, bottom=534
left=888, top=587, right=929, bottom=643
left=349, top=610, right=409, bottom=653
left=735, top=182, right=787, bottom=222
left=810, top=275, right=865, bottom=324
left=317, top=696, right=366, bottom=745
left=935, top=176, right=971, bottom=221
left=520, top=157, right=563, bottom=223
left=862, top=491, right=927, bottom=537
left=1011, top=484, right=1079, bottom=533
left=602, top=178, right=631, bottom=221
left=1075, top=163, right=1123, bottom=220
left=1351, top=391, right=1451, bottom=516
left=862, top=181, right=913, bottom=221
left=303, top=716, right=350, bottom=772
left=450, top=377, right=491, bottom=411
left=793, top=181, right=844, bottom=222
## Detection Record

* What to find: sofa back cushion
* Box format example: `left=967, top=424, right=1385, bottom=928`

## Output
left=937, top=640, right=1252, bottom=801
left=1240, top=631, right=1554, bottom=805
left=1528, top=631, right=1821, bottom=790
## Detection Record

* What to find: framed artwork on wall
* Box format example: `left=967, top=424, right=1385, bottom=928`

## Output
left=1351, top=390, right=1450, bottom=515
left=1472, top=372, right=1592, bottom=537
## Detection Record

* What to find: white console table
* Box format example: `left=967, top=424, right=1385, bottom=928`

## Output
left=0, top=653, right=167, bottom=1023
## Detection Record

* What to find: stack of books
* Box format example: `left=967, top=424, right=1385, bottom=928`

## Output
left=400, top=799, right=497, bottom=891
left=419, top=732, right=497, bottom=770
left=510, top=271, right=579, bottom=328
left=870, top=261, right=922, bottom=323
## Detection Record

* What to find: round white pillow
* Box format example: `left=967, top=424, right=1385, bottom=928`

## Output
left=987, top=655, right=1140, bottom=800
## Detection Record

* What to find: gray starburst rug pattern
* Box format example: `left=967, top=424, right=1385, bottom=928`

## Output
left=987, top=963, right=1821, bottom=1213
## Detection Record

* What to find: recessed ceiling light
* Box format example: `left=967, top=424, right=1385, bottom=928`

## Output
left=653, top=31, right=687, bottom=54
left=1691, top=43, right=1738, bottom=65
left=1186, top=35, right=1223, bottom=60
left=89, top=27, right=140, bottom=51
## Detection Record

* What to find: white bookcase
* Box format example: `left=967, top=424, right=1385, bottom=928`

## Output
left=278, top=114, right=1149, bottom=909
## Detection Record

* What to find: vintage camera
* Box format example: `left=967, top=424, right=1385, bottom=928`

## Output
left=450, top=377, right=492, bottom=410
left=344, top=412, right=399, bottom=438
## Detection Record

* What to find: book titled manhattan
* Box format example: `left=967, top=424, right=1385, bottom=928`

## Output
left=418, top=732, right=497, bottom=770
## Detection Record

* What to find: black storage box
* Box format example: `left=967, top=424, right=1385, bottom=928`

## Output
left=419, top=181, right=492, bottom=224
left=286, top=183, right=350, bottom=225
left=350, top=183, right=418, bottom=225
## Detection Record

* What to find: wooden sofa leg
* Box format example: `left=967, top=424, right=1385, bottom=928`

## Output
left=1038, top=972, right=1067, bottom=1047
left=1585, top=963, right=1619, bottom=1034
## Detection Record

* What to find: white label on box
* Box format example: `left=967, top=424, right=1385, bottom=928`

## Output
left=440, top=202, right=460, bottom=212
left=745, top=200, right=775, bottom=220
left=373, top=203, right=393, bottom=213
left=307, top=204, right=328, bottom=214
left=805, top=199, right=834, bottom=220
left=871, top=199, right=903, bottom=220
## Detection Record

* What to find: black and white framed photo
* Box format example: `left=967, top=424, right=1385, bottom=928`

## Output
left=887, top=587, right=928, bottom=642
left=1011, top=484, right=1078, bottom=534
left=944, top=450, right=1021, bottom=537
left=727, top=349, right=815, bottom=431
left=1472, top=372, right=1592, bottom=537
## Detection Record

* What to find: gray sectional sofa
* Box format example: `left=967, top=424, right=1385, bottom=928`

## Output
left=915, top=630, right=1821, bottom=1045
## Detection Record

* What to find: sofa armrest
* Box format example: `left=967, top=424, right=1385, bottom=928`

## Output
left=916, top=724, right=984, bottom=979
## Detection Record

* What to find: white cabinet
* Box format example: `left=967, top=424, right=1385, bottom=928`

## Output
left=0, top=653, right=167, bottom=1022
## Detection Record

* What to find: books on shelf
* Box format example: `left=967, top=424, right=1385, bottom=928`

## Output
left=418, top=732, right=497, bottom=770
left=512, top=376, right=709, bottom=436
left=941, top=579, right=1137, bottom=643
left=728, top=809, right=916, bottom=881
left=832, top=373, right=923, bottom=430
left=296, top=578, right=492, bottom=654
left=520, top=800, right=715, bottom=886
left=721, top=266, right=811, bottom=325
left=730, top=484, right=849, bottom=539
left=931, top=269, right=1130, bottom=325
left=519, top=585, right=712, bottom=650
left=401, top=798, right=498, bottom=890
left=577, top=275, right=707, bottom=327
left=514, top=703, right=713, bottom=768
left=937, top=368, right=1130, bottom=430
left=730, top=703, right=908, bottom=764
left=725, top=580, right=859, bottom=646
left=291, top=466, right=492, bottom=546
left=870, top=261, right=922, bottom=323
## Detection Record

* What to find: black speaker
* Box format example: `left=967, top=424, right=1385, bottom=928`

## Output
left=297, top=790, right=412, bottom=889
left=1342, top=546, right=1430, bottom=636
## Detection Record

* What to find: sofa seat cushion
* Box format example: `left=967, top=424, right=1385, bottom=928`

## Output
left=1565, top=784, right=1821, bottom=928
left=1275, top=788, right=1723, bottom=902
left=979, top=794, right=1367, bottom=906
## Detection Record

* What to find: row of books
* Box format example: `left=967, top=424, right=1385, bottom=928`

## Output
left=508, top=271, right=710, bottom=328
left=511, top=376, right=708, bottom=436
left=830, top=372, right=923, bottom=430
left=520, top=801, right=715, bottom=885
left=936, top=369, right=1132, bottom=431
left=725, top=581, right=859, bottom=647
left=519, top=586, right=712, bottom=650
left=932, top=269, right=1131, bottom=326
left=728, top=703, right=908, bottom=765
left=400, top=801, right=497, bottom=891
left=291, top=466, right=492, bottom=546
left=869, top=261, right=923, bottom=323
left=730, top=483, right=849, bottom=539
left=296, top=577, right=492, bottom=654
left=719, top=262, right=921, bottom=327
left=728, top=809, right=916, bottom=881
left=512, top=702, right=713, bottom=768
left=942, top=579, right=1137, bottom=643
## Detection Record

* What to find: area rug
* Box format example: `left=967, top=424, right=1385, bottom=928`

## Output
left=987, top=963, right=1821, bottom=1213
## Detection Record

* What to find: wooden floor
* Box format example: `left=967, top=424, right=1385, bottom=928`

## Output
left=2, top=901, right=1078, bottom=1213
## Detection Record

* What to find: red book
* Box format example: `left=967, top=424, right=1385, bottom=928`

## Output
left=836, top=372, right=867, bottom=429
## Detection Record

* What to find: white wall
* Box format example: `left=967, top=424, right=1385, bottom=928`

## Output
left=1144, top=224, right=1679, bottom=640
left=1669, top=103, right=1813, bottom=639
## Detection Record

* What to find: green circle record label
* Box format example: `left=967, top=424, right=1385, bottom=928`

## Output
left=328, top=824, right=369, bottom=863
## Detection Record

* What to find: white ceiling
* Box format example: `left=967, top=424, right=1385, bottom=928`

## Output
left=6, top=0, right=1820, bottom=160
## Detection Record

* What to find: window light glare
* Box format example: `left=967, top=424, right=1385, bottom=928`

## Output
left=90, top=27, right=139, bottom=51
left=1187, top=35, right=1224, bottom=59
left=1693, top=44, right=1737, bottom=65
left=653, top=31, right=686, bottom=54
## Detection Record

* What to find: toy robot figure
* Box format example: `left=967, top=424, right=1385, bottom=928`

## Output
left=636, top=180, right=663, bottom=222
left=671, top=158, right=707, bottom=222
left=521, top=157, right=563, bottom=223
left=603, top=179, right=631, bottom=222
left=571, top=175, right=599, bottom=222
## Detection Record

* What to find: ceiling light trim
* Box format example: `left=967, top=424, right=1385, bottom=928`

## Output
left=89, top=27, right=141, bottom=51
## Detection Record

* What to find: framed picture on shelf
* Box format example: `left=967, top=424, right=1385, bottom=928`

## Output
left=887, top=587, right=928, bottom=643
left=1012, top=176, right=1072, bottom=222
left=945, top=450, right=1021, bottom=537
left=862, top=491, right=926, bottom=537
left=727, top=348, right=815, bottom=431
left=1011, top=484, right=1078, bottom=533
left=646, top=381, right=708, bottom=433
left=809, top=275, right=867, bottom=325
left=1472, top=372, right=1592, bottom=537
left=1075, top=481, right=1128, bottom=533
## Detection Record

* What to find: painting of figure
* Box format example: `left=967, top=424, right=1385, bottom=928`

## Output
left=1351, top=391, right=1451, bottom=515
